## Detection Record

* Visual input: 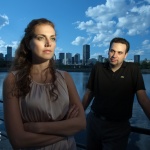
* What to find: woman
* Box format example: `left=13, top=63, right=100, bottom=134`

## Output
left=3, top=18, right=86, bottom=150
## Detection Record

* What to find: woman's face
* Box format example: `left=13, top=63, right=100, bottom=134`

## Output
left=29, top=24, right=56, bottom=63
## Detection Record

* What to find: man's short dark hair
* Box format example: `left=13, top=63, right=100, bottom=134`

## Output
left=109, top=37, right=130, bottom=53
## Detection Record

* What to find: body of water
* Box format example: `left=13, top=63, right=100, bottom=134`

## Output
left=0, top=72, right=150, bottom=149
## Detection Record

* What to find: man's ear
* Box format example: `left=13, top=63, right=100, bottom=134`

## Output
left=125, top=52, right=128, bottom=59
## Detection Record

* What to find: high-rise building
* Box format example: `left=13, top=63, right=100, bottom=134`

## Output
left=83, top=44, right=90, bottom=65
left=0, top=53, right=4, bottom=60
left=74, top=53, right=80, bottom=64
left=59, top=53, right=65, bottom=64
left=72, top=56, right=74, bottom=65
left=97, top=55, right=103, bottom=62
left=66, top=53, right=72, bottom=65
left=134, top=55, right=140, bottom=63
left=5, top=46, right=12, bottom=61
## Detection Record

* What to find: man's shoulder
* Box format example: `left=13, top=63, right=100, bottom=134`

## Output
left=95, top=62, right=108, bottom=67
left=124, top=62, right=140, bottom=72
left=125, top=62, right=139, bottom=68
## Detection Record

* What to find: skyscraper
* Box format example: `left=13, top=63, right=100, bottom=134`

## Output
left=83, top=44, right=90, bottom=65
left=97, top=55, right=103, bottom=62
left=74, top=53, right=80, bottom=65
left=59, top=53, right=65, bottom=64
left=66, top=53, right=72, bottom=65
left=134, top=55, right=140, bottom=63
left=6, top=46, right=12, bottom=61
left=0, top=53, right=4, bottom=60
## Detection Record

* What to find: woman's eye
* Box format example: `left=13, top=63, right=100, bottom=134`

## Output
left=35, top=35, right=45, bottom=41
left=37, top=36, right=45, bottom=40
left=50, top=37, right=56, bottom=41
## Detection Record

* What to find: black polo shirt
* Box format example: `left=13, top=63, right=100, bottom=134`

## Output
left=87, top=61, right=145, bottom=121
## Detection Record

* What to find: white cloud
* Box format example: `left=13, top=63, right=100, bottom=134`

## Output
left=0, top=38, right=5, bottom=47
left=73, top=0, right=150, bottom=49
left=142, top=39, right=149, bottom=45
left=142, top=39, right=150, bottom=50
left=113, top=29, right=124, bottom=37
left=76, top=20, right=94, bottom=30
left=130, top=49, right=145, bottom=55
left=55, top=47, right=63, bottom=54
left=91, top=52, right=101, bottom=59
left=145, top=0, right=150, bottom=4
left=0, top=14, right=9, bottom=29
left=128, top=39, right=150, bottom=59
left=71, top=36, right=91, bottom=46
left=104, top=48, right=109, bottom=55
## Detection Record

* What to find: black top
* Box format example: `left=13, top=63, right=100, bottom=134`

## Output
left=87, top=61, right=145, bottom=121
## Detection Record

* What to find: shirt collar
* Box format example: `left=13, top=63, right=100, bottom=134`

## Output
left=103, top=61, right=127, bottom=69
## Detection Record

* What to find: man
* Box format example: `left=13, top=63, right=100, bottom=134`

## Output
left=82, top=37, right=150, bottom=150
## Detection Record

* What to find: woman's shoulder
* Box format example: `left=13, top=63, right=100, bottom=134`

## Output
left=56, top=69, right=69, bottom=78
left=3, top=72, right=16, bottom=85
left=56, top=69, right=72, bottom=84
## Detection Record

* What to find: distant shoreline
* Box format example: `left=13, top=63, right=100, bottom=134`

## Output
left=141, top=69, right=150, bottom=74
left=0, top=68, right=92, bottom=72
left=0, top=68, right=150, bottom=74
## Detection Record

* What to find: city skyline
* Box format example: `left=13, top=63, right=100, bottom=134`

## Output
left=0, top=45, right=144, bottom=65
left=0, top=0, right=150, bottom=61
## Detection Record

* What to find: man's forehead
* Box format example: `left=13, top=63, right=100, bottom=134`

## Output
left=111, top=43, right=126, bottom=50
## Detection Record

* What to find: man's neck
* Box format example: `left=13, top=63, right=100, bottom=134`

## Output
left=110, top=63, right=122, bottom=72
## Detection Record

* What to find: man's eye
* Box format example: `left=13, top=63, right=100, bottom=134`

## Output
left=109, top=50, right=114, bottom=53
left=118, top=52, right=123, bottom=55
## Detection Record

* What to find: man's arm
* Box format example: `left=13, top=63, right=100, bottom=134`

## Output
left=82, top=89, right=94, bottom=110
left=136, top=90, right=150, bottom=120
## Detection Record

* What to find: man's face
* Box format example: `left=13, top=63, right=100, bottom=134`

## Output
left=108, top=42, right=128, bottom=67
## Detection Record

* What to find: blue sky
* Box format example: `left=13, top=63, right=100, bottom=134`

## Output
left=0, top=0, right=150, bottom=61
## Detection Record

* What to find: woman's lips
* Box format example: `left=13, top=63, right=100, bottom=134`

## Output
left=43, top=50, right=51, bottom=53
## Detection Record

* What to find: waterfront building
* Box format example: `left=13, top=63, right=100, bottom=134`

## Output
left=59, top=52, right=65, bottom=64
left=5, top=46, right=12, bottom=61
left=74, top=53, right=80, bottom=65
left=134, top=55, right=140, bottom=63
left=83, top=44, right=90, bottom=65
left=0, top=53, right=4, bottom=60
left=66, top=53, right=72, bottom=65
left=88, top=58, right=97, bottom=65
left=102, top=57, right=107, bottom=62
left=97, top=55, right=103, bottom=62
left=72, top=56, right=74, bottom=65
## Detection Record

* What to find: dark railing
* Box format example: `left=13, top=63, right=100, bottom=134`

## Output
left=0, top=100, right=150, bottom=150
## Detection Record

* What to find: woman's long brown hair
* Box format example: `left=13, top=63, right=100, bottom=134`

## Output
left=10, top=18, right=58, bottom=100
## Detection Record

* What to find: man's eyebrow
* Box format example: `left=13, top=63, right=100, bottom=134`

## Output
left=110, top=49, right=123, bottom=52
left=110, top=48, right=115, bottom=51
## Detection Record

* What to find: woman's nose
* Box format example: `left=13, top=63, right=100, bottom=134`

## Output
left=45, top=40, right=51, bottom=47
